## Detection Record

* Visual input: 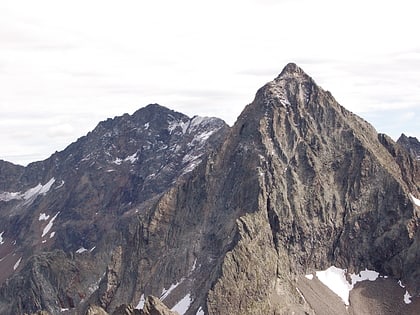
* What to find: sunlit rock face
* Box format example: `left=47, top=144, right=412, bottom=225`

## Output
left=0, top=64, right=418, bottom=315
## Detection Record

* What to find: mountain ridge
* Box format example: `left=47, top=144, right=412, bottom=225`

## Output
left=0, top=64, right=419, bottom=315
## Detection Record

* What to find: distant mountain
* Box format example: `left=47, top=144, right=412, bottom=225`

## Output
left=0, top=64, right=418, bottom=315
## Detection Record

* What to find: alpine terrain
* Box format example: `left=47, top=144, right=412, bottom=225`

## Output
left=0, top=63, right=418, bottom=315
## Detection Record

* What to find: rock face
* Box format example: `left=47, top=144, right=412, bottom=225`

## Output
left=0, top=105, right=228, bottom=314
left=0, top=64, right=419, bottom=315
left=398, top=133, right=420, bottom=160
left=141, top=296, right=178, bottom=315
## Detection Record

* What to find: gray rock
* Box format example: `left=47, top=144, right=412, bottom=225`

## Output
left=142, top=296, right=177, bottom=315
left=85, top=305, right=108, bottom=315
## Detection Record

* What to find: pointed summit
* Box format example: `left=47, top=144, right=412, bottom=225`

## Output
left=279, top=62, right=304, bottom=75
left=276, top=62, right=311, bottom=81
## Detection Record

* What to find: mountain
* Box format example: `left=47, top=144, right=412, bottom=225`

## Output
left=0, top=64, right=419, bottom=315
left=0, top=105, right=229, bottom=314
left=398, top=134, right=420, bottom=160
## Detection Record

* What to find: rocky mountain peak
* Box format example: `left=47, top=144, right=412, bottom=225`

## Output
left=398, top=133, right=420, bottom=160
left=277, top=62, right=307, bottom=78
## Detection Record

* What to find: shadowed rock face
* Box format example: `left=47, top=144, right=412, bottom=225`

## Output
left=0, top=64, right=419, bottom=315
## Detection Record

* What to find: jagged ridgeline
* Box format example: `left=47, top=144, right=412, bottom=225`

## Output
left=0, top=64, right=418, bottom=315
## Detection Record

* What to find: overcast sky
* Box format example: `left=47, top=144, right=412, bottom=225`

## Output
left=1, top=0, right=419, bottom=165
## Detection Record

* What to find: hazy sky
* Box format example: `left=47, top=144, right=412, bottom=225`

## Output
left=1, top=0, right=419, bottom=165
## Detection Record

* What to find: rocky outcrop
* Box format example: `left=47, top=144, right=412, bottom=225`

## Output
left=0, top=64, right=418, bottom=314
left=84, top=297, right=174, bottom=315
left=398, top=133, right=420, bottom=160
left=112, top=304, right=141, bottom=315
left=142, top=296, right=178, bottom=315
left=86, top=305, right=109, bottom=315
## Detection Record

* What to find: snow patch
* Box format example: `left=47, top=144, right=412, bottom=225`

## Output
left=409, top=194, right=420, bottom=206
left=13, top=257, right=22, bottom=270
left=144, top=122, right=150, bottom=129
left=56, top=180, right=65, bottom=189
left=49, top=232, right=55, bottom=238
left=404, top=291, right=412, bottom=304
left=0, top=178, right=56, bottom=202
left=39, top=213, right=50, bottom=221
left=190, top=116, right=207, bottom=127
left=112, top=153, right=138, bottom=165
left=182, top=161, right=201, bottom=174
left=76, top=247, right=88, bottom=254
left=316, top=266, right=352, bottom=305
left=160, top=280, right=183, bottom=300
left=196, top=306, right=204, bottom=315
left=124, top=152, right=138, bottom=164
left=168, top=119, right=189, bottom=135
left=309, top=267, right=383, bottom=306
left=90, top=246, right=96, bottom=252
left=350, top=269, right=379, bottom=286
left=39, top=178, right=55, bottom=195
left=42, top=212, right=60, bottom=237
left=113, top=158, right=123, bottom=165
left=0, top=192, right=21, bottom=202
left=171, top=293, right=191, bottom=315
left=135, top=294, right=145, bottom=309
left=0, top=232, right=4, bottom=245
left=191, top=258, right=197, bottom=272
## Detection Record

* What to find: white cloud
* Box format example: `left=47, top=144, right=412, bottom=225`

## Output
left=47, top=124, right=74, bottom=138
left=0, top=0, right=419, bottom=165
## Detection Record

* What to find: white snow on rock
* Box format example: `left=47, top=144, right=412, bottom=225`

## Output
left=124, top=152, right=138, bottom=164
left=409, top=194, right=420, bottom=206
left=191, top=258, right=197, bottom=272
left=13, top=257, right=22, bottom=270
left=0, top=192, right=21, bottom=202
left=398, top=280, right=412, bottom=304
left=171, top=293, right=191, bottom=315
left=0, top=231, right=4, bottom=245
left=24, top=177, right=56, bottom=200
left=56, top=180, right=65, bottom=189
left=39, top=213, right=50, bottom=221
left=135, top=294, right=145, bottom=310
left=49, top=232, right=56, bottom=238
left=168, top=119, right=189, bottom=135
left=112, top=153, right=138, bottom=165
left=196, top=306, right=204, bottom=315
left=39, top=178, right=55, bottom=195
left=190, top=116, right=207, bottom=127
left=316, top=266, right=352, bottom=305
left=350, top=269, right=379, bottom=285
left=160, top=279, right=184, bottom=300
left=42, top=212, right=60, bottom=237
left=113, top=158, right=123, bottom=165
left=0, top=178, right=55, bottom=202
left=404, top=290, right=412, bottom=304
left=76, top=247, right=88, bottom=254
left=308, top=266, right=396, bottom=306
